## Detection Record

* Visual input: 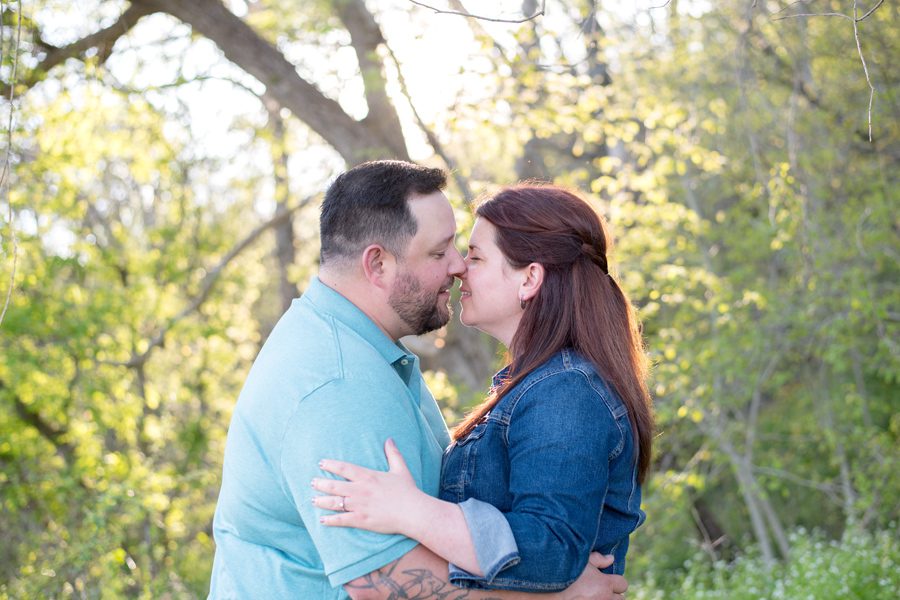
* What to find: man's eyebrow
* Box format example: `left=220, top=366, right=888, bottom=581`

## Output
left=468, top=243, right=479, bottom=250
left=432, top=234, right=455, bottom=248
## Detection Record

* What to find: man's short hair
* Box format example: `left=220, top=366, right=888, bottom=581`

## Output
left=319, top=160, right=447, bottom=265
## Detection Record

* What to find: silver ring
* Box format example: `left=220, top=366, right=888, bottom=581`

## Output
left=338, top=496, right=346, bottom=512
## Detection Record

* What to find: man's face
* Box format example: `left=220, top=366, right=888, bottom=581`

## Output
left=389, top=191, right=465, bottom=336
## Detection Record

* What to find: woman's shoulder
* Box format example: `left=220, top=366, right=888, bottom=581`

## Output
left=501, top=349, right=627, bottom=419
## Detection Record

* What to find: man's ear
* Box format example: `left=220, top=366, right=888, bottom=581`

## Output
left=520, top=262, right=545, bottom=302
left=361, top=244, right=397, bottom=289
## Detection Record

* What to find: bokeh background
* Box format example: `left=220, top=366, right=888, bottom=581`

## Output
left=1, top=1, right=897, bottom=598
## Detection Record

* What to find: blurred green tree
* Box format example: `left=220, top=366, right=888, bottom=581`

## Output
left=1, top=1, right=897, bottom=597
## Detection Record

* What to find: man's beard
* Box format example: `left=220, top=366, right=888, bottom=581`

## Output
left=389, top=271, right=452, bottom=335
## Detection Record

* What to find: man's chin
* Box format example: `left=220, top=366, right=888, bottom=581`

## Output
left=417, top=306, right=451, bottom=335
left=439, top=302, right=453, bottom=326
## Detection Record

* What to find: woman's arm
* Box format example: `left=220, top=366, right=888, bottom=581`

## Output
left=315, top=379, right=620, bottom=592
left=312, top=438, right=484, bottom=575
left=481, top=372, right=616, bottom=589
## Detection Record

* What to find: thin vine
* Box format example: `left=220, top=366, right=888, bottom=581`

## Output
left=773, top=0, right=884, bottom=142
left=0, top=0, right=23, bottom=327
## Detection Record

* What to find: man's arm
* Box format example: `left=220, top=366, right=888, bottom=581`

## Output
left=343, top=544, right=627, bottom=600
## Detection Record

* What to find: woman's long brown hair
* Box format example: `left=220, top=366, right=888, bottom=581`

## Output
left=452, top=183, right=654, bottom=483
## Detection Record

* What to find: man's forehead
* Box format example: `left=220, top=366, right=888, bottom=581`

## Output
left=407, top=189, right=451, bottom=208
left=408, top=192, right=457, bottom=238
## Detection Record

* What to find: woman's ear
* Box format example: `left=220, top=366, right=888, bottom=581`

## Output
left=361, top=244, right=396, bottom=289
left=520, top=262, right=545, bottom=301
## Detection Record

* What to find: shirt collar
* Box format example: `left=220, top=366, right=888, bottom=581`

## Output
left=303, top=277, right=413, bottom=368
left=491, top=365, right=512, bottom=391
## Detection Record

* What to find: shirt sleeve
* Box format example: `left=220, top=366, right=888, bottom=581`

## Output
left=453, top=372, right=619, bottom=591
left=279, top=377, right=427, bottom=587
left=448, top=498, right=520, bottom=585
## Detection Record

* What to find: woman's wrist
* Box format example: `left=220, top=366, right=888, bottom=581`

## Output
left=403, top=495, right=484, bottom=576
left=402, top=490, right=445, bottom=541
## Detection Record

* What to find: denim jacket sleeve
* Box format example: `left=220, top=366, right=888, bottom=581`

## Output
left=454, top=371, right=621, bottom=591
left=447, top=498, right=520, bottom=584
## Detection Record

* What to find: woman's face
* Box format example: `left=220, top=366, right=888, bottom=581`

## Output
left=459, top=218, right=526, bottom=346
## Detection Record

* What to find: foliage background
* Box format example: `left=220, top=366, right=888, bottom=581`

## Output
left=1, top=0, right=897, bottom=598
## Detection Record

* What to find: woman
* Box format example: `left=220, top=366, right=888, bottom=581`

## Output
left=312, top=183, right=653, bottom=591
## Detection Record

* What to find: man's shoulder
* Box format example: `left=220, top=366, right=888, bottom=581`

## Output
left=246, top=299, right=404, bottom=404
left=259, top=297, right=385, bottom=370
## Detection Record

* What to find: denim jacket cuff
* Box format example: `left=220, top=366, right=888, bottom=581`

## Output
left=448, top=498, right=520, bottom=587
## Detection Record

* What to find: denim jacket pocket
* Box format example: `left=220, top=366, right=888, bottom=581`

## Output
left=455, top=420, right=489, bottom=446
left=441, top=421, right=489, bottom=501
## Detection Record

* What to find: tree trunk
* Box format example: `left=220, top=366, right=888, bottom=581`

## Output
left=819, top=363, right=860, bottom=527
left=721, top=437, right=777, bottom=563
left=758, top=480, right=791, bottom=560
left=332, top=0, right=408, bottom=158
left=691, top=496, right=728, bottom=561
left=263, top=95, right=298, bottom=314
left=131, top=0, right=408, bottom=164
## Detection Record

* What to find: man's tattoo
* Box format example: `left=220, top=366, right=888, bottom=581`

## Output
left=345, top=559, right=502, bottom=600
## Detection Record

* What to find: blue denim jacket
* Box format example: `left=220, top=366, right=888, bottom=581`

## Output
left=440, top=348, right=645, bottom=591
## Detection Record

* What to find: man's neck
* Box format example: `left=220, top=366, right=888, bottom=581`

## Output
left=317, top=270, right=402, bottom=341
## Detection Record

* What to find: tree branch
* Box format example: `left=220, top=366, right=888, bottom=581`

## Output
left=753, top=462, right=839, bottom=497
left=4, top=380, right=76, bottom=465
left=2, top=3, right=155, bottom=98
left=0, top=0, right=23, bottom=328
left=771, top=12, right=851, bottom=22
left=771, top=0, right=880, bottom=141
left=131, top=0, right=406, bottom=163
left=743, top=347, right=783, bottom=461
left=262, top=94, right=298, bottom=314
left=772, top=0, right=884, bottom=22
left=852, top=0, right=877, bottom=141
left=743, top=23, right=823, bottom=109
left=446, top=0, right=515, bottom=70
left=383, top=42, right=474, bottom=204
left=409, top=0, right=545, bottom=24
left=857, top=0, right=885, bottom=21
left=122, top=201, right=312, bottom=369
left=334, top=0, right=408, bottom=159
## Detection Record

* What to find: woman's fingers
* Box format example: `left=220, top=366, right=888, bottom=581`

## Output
left=588, top=552, right=614, bottom=569
left=311, top=494, right=347, bottom=512
left=319, top=512, right=358, bottom=527
left=384, top=438, right=410, bottom=475
left=311, top=477, right=354, bottom=496
left=318, top=458, right=369, bottom=481
left=320, top=439, right=409, bottom=481
left=312, top=494, right=370, bottom=530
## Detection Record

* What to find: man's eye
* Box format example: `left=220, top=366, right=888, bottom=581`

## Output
left=433, top=252, right=446, bottom=258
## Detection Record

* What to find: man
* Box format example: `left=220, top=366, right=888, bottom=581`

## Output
left=208, top=161, right=628, bottom=599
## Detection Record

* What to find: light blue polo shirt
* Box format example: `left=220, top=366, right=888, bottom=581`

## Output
left=208, top=277, right=451, bottom=599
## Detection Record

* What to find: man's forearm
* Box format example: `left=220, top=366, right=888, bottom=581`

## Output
left=344, top=544, right=546, bottom=600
